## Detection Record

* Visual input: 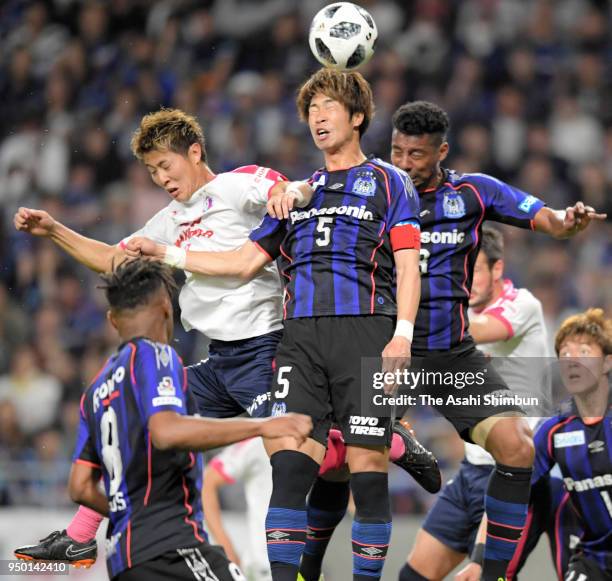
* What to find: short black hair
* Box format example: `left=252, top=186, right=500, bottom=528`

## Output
left=480, top=225, right=504, bottom=266
left=392, top=101, right=450, bottom=144
left=99, top=259, right=178, bottom=311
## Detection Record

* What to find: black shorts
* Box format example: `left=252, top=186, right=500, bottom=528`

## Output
left=113, top=544, right=245, bottom=581
left=271, top=316, right=394, bottom=447
left=405, top=340, right=523, bottom=442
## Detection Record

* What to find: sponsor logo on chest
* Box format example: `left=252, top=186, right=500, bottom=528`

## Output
left=420, top=229, right=465, bottom=245
left=553, top=430, right=585, bottom=448
left=175, top=217, right=213, bottom=247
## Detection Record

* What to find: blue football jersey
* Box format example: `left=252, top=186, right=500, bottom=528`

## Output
left=73, top=338, right=205, bottom=577
left=532, top=400, right=612, bottom=571
left=414, top=170, right=545, bottom=352
left=250, top=157, right=420, bottom=319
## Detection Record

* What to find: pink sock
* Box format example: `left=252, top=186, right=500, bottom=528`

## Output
left=389, top=432, right=405, bottom=462
left=66, top=506, right=104, bottom=543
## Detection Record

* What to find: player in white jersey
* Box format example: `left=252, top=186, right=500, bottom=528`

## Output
left=399, top=225, right=550, bottom=581
left=12, top=107, right=311, bottom=564
left=203, top=438, right=273, bottom=581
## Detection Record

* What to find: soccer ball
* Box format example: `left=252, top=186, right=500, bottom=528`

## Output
left=308, top=2, right=378, bottom=71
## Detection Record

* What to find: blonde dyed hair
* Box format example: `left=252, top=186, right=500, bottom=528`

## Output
left=131, top=108, right=206, bottom=162
left=555, top=308, right=612, bottom=356
left=296, top=68, right=374, bottom=137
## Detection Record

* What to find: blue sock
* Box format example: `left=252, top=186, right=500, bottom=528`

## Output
left=266, top=451, right=319, bottom=581
left=352, top=521, right=392, bottom=579
left=301, top=478, right=350, bottom=581
left=350, top=472, right=392, bottom=580
left=483, top=463, right=532, bottom=581
left=266, top=507, right=307, bottom=569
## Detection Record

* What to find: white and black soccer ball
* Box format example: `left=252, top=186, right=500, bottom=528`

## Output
left=308, top=2, right=378, bottom=71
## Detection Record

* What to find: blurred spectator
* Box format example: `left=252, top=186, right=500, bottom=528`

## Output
left=0, top=0, right=609, bottom=512
left=0, top=344, right=62, bottom=436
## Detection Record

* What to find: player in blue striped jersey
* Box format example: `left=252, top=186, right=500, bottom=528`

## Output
left=251, top=156, right=421, bottom=319
left=387, top=101, right=606, bottom=581
left=56, top=259, right=312, bottom=580
left=529, top=309, right=611, bottom=580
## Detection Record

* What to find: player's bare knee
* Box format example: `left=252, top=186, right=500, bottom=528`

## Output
left=486, top=421, right=534, bottom=467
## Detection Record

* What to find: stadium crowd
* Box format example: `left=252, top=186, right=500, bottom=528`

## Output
left=0, top=0, right=610, bottom=510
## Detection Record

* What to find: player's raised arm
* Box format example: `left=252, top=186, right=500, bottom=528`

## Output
left=127, top=237, right=273, bottom=281
left=532, top=202, right=607, bottom=239
left=14, top=207, right=124, bottom=272
left=129, top=213, right=286, bottom=280
left=148, top=412, right=312, bottom=451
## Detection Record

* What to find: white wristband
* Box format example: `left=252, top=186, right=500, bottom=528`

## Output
left=285, top=181, right=306, bottom=207
left=163, top=245, right=187, bottom=269
left=394, top=320, right=414, bottom=342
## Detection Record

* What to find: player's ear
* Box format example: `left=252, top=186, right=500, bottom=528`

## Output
left=188, top=143, right=201, bottom=165
left=439, top=141, right=449, bottom=162
left=162, top=295, right=173, bottom=320
left=107, top=310, right=119, bottom=332
left=352, top=111, right=364, bottom=131
left=492, top=258, right=504, bottom=282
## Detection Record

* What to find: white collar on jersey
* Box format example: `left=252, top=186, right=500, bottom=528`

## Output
left=168, top=183, right=209, bottom=224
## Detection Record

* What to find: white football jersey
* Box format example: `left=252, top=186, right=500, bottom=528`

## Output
left=209, top=438, right=272, bottom=580
left=120, top=166, right=284, bottom=341
left=465, top=279, right=550, bottom=465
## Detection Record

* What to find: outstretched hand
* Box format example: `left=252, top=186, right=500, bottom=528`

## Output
left=14, top=207, right=56, bottom=237
left=563, top=201, right=607, bottom=236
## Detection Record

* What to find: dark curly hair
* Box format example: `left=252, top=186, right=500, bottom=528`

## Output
left=99, top=259, right=178, bottom=311
left=392, top=101, right=450, bottom=145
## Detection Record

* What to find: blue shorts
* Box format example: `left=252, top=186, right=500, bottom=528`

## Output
left=422, top=460, right=493, bottom=554
left=187, top=330, right=282, bottom=418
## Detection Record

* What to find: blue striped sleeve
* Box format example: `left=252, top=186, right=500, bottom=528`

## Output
left=468, top=173, right=545, bottom=228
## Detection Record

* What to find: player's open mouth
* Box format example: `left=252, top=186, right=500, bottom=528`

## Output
left=168, top=187, right=179, bottom=197
left=316, top=129, right=330, bottom=140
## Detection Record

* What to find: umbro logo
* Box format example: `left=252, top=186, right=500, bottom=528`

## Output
left=362, top=546, right=383, bottom=556
left=588, top=440, right=605, bottom=454
left=267, top=530, right=290, bottom=541
left=66, top=544, right=94, bottom=558
left=328, top=183, right=344, bottom=190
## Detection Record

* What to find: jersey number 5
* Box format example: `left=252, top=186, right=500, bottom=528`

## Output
left=315, top=217, right=333, bottom=247
left=274, top=366, right=292, bottom=399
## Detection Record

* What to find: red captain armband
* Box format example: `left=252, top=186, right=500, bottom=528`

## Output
left=390, top=220, right=421, bottom=251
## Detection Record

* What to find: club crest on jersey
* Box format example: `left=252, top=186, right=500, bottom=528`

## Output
left=443, top=193, right=466, bottom=218
left=351, top=171, right=376, bottom=197
left=271, top=402, right=287, bottom=416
